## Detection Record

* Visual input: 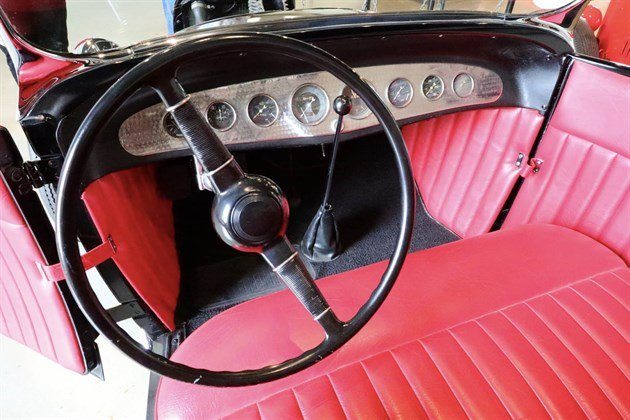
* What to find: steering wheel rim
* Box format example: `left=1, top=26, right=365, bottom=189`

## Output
left=56, top=32, right=415, bottom=386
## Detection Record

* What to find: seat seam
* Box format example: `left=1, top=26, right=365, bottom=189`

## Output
left=547, top=293, right=629, bottom=380
left=387, top=349, right=432, bottom=418
left=473, top=319, right=554, bottom=418
left=0, top=229, right=60, bottom=361
left=358, top=361, right=390, bottom=415
left=0, top=275, right=26, bottom=344
left=0, top=248, right=43, bottom=354
left=610, top=270, right=630, bottom=287
left=289, top=388, right=306, bottom=419
left=588, top=279, right=628, bottom=311
left=551, top=143, right=594, bottom=227
left=417, top=338, right=476, bottom=419
left=524, top=301, right=621, bottom=414
left=446, top=329, right=513, bottom=418
left=498, top=311, right=590, bottom=417
left=325, top=373, right=350, bottom=419
left=567, top=285, right=627, bottom=341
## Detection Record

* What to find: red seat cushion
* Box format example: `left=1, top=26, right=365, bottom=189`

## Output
left=156, top=224, right=629, bottom=418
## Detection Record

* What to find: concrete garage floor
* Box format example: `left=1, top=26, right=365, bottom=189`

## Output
left=0, top=0, right=609, bottom=418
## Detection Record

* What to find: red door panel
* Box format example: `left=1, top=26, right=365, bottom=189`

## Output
left=504, top=59, right=630, bottom=263
left=0, top=174, right=86, bottom=373
left=402, top=107, right=544, bottom=238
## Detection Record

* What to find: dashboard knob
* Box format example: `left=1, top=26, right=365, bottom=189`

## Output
left=333, top=95, right=352, bottom=116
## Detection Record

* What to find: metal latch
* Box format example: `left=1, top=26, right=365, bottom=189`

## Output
left=516, top=153, right=543, bottom=178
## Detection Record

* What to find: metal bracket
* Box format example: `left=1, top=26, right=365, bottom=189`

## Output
left=106, top=301, right=146, bottom=323
left=21, top=155, right=62, bottom=189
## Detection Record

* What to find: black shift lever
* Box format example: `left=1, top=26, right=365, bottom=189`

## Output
left=301, top=95, right=352, bottom=262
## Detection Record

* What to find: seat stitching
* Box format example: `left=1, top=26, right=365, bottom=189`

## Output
left=588, top=279, right=628, bottom=311
left=358, top=361, right=389, bottom=415
left=464, top=109, right=522, bottom=235
left=610, top=270, right=630, bottom=287
left=572, top=153, right=616, bottom=228
left=446, top=328, right=513, bottom=417
left=524, top=301, right=621, bottom=415
left=417, top=338, right=476, bottom=419
left=0, top=275, right=26, bottom=343
left=567, top=285, right=627, bottom=340
left=289, top=388, right=306, bottom=420
left=387, top=349, right=432, bottom=418
left=254, top=401, right=263, bottom=420
left=473, top=319, right=554, bottom=418
left=1, top=229, right=59, bottom=360
left=547, top=293, right=629, bottom=380
left=524, top=130, right=571, bottom=224
left=325, top=373, right=350, bottom=419
left=449, top=109, right=502, bottom=236
left=498, top=311, right=590, bottom=417
left=0, top=249, right=42, bottom=353
left=551, top=143, right=594, bottom=226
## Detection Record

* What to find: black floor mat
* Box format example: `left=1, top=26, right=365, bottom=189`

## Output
left=174, top=136, right=458, bottom=332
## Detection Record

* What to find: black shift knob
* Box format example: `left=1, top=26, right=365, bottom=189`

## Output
left=333, top=95, right=352, bottom=116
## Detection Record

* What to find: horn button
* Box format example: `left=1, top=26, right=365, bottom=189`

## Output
left=211, top=175, right=289, bottom=251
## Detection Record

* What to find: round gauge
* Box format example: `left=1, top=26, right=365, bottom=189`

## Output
left=422, top=75, right=444, bottom=101
left=247, top=95, right=279, bottom=127
left=292, top=84, right=329, bottom=125
left=388, top=78, right=414, bottom=108
left=162, top=113, right=183, bottom=138
left=453, top=73, right=475, bottom=98
left=342, top=82, right=373, bottom=119
left=206, top=101, right=236, bottom=131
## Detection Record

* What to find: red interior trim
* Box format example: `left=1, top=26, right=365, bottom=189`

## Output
left=82, top=165, right=180, bottom=330
left=402, top=107, right=544, bottom=238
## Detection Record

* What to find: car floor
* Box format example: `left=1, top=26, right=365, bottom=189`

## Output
left=175, top=136, right=458, bottom=332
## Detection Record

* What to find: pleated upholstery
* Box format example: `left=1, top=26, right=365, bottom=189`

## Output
left=157, top=225, right=629, bottom=419
left=219, top=268, right=630, bottom=420
left=82, top=164, right=181, bottom=330
left=402, top=107, right=544, bottom=238
left=0, top=177, right=85, bottom=373
left=504, top=60, right=630, bottom=263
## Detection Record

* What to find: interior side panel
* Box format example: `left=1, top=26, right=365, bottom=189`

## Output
left=504, top=60, right=630, bottom=263
left=0, top=176, right=86, bottom=373
left=82, top=165, right=180, bottom=330
left=402, top=107, right=544, bottom=238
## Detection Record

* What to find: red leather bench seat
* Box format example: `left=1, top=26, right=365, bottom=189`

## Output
left=156, top=224, right=629, bottom=418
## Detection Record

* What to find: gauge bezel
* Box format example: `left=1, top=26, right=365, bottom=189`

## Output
left=247, top=94, right=280, bottom=127
left=162, top=112, right=184, bottom=138
left=342, top=81, right=374, bottom=120
left=387, top=78, right=414, bottom=108
left=206, top=100, right=237, bottom=132
left=290, top=83, right=330, bottom=126
left=421, top=75, right=445, bottom=101
left=452, top=72, right=475, bottom=98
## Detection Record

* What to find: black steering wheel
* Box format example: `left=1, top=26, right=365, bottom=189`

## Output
left=56, top=33, right=415, bottom=386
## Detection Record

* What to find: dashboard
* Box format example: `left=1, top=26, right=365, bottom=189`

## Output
left=119, top=62, right=503, bottom=156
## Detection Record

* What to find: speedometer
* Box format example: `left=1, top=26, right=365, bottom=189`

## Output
left=248, top=95, right=279, bottom=127
left=292, top=84, right=329, bottom=125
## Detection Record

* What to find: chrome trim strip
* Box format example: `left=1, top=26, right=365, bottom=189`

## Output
left=166, top=95, right=191, bottom=113
left=273, top=252, right=298, bottom=272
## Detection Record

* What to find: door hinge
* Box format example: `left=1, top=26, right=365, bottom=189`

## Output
left=21, top=156, right=62, bottom=189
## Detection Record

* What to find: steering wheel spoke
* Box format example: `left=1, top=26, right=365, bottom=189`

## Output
left=152, top=78, right=242, bottom=190
left=262, top=237, right=344, bottom=338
